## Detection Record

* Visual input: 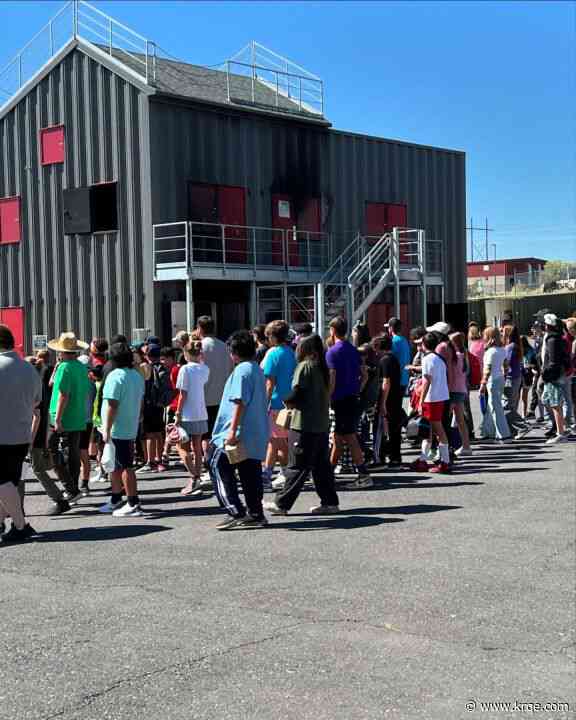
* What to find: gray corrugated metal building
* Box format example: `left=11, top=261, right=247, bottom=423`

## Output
left=0, top=1, right=466, bottom=350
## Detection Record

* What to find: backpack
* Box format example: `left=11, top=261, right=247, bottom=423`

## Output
left=146, top=364, right=175, bottom=408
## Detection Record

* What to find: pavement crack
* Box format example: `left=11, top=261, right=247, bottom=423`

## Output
left=41, top=620, right=307, bottom=720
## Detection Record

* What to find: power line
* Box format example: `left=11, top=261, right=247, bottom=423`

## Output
left=467, top=217, right=493, bottom=261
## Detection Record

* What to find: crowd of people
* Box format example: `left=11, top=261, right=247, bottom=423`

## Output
left=0, top=307, right=574, bottom=543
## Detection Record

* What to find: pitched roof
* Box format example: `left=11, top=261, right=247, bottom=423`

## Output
left=103, top=46, right=329, bottom=125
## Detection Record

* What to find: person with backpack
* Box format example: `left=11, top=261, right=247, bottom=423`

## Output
left=541, top=314, right=571, bottom=444
left=375, top=334, right=404, bottom=467
left=137, top=344, right=174, bottom=473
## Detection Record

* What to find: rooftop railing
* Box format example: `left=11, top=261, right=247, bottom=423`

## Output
left=0, top=0, right=156, bottom=112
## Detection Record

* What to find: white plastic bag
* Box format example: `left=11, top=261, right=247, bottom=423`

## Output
left=101, top=442, right=116, bottom=474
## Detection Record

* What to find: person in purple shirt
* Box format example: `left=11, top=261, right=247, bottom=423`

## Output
left=326, top=317, right=373, bottom=489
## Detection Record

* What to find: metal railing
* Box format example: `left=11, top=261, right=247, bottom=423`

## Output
left=153, top=221, right=330, bottom=276
left=226, top=41, right=324, bottom=116
left=426, top=239, right=443, bottom=275
left=0, top=0, right=156, bottom=109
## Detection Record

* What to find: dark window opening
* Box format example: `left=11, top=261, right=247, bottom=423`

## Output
left=90, top=182, right=118, bottom=233
left=63, top=182, right=118, bottom=235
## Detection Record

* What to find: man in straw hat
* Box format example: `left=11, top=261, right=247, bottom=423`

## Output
left=47, top=332, right=92, bottom=504
left=0, top=324, right=42, bottom=544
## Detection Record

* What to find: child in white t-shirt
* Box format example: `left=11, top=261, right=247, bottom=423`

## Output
left=175, top=340, right=210, bottom=495
left=411, top=333, right=451, bottom=473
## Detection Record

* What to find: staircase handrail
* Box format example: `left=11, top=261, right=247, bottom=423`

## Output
left=347, top=233, right=392, bottom=286
left=319, top=232, right=366, bottom=286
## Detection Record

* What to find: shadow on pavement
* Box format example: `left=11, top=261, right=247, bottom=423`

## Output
left=33, top=524, right=171, bottom=542
left=265, top=516, right=405, bottom=531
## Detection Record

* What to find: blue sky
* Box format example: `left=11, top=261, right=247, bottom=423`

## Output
left=1, top=0, right=574, bottom=261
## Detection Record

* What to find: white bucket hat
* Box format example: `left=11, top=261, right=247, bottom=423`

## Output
left=426, top=321, right=451, bottom=335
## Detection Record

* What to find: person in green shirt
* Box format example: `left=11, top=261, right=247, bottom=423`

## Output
left=263, top=334, right=339, bottom=516
left=47, top=333, right=91, bottom=503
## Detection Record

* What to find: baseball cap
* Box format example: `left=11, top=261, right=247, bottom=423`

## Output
left=145, top=335, right=161, bottom=345
left=147, top=343, right=161, bottom=359
left=543, top=313, right=559, bottom=327
left=426, top=321, right=451, bottom=335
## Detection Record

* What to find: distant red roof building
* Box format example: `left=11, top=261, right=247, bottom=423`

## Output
left=467, top=257, right=546, bottom=295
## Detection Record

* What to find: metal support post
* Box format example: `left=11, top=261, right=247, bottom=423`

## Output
left=316, top=283, right=325, bottom=335
left=419, top=230, right=428, bottom=328
left=393, top=228, right=401, bottom=317
left=109, top=19, right=113, bottom=53
left=221, top=224, right=227, bottom=269
left=49, top=21, right=54, bottom=55
left=282, top=282, right=289, bottom=322
left=185, top=277, right=194, bottom=333
left=73, top=0, right=79, bottom=38
left=250, top=281, right=257, bottom=328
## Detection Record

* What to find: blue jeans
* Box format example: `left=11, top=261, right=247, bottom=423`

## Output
left=481, top=377, right=511, bottom=440
left=560, top=375, right=574, bottom=426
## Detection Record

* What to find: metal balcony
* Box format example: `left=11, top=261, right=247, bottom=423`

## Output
left=153, top=221, right=330, bottom=282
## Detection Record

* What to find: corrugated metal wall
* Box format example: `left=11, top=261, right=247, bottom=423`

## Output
left=0, top=48, right=149, bottom=350
left=149, top=99, right=466, bottom=303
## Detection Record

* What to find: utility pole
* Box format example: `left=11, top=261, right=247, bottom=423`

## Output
left=466, top=217, right=494, bottom=261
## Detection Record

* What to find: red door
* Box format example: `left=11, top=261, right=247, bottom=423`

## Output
left=364, top=202, right=408, bottom=260
left=271, top=194, right=294, bottom=266
left=219, top=186, right=247, bottom=264
left=365, top=202, right=388, bottom=240
left=367, top=303, right=409, bottom=339
left=0, top=307, right=25, bottom=355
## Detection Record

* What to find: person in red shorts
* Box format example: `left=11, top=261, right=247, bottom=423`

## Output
left=410, top=332, right=451, bottom=473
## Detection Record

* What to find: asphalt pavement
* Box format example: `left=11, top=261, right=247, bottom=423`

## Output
left=1, top=412, right=575, bottom=720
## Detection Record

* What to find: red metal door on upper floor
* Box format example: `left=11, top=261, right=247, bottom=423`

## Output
left=219, top=185, right=247, bottom=264
left=271, top=194, right=294, bottom=266
left=0, top=307, right=25, bottom=355
left=365, top=202, right=408, bottom=261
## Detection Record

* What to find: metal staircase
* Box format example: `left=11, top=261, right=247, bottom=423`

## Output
left=315, top=227, right=430, bottom=334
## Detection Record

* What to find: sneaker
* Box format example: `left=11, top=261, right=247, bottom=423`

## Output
left=409, top=459, right=429, bottom=472
left=180, top=480, right=203, bottom=497
left=343, top=474, right=374, bottom=490
left=514, top=426, right=532, bottom=440
left=161, top=455, right=171, bottom=468
left=455, top=447, right=473, bottom=457
left=112, top=502, right=144, bottom=517
left=156, top=463, right=168, bottom=474
left=1, top=523, right=38, bottom=544
left=135, top=464, right=155, bottom=474
left=91, top=468, right=108, bottom=483
left=80, top=482, right=90, bottom=497
left=498, top=437, right=514, bottom=445
left=198, top=473, right=213, bottom=490
left=262, top=501, right=287, bottom=515
left=545, top=433, right=570, bottom=445
left=230, top=515, right=269, bottom=529
left=271, top=473, right=287, bottom=490
left=46, top=499, right=71, bottom=516
left=544, top=428, right=557, bottom=439
left=429, top=462, right=451, bottom=474
left=309, top=505, right=339, bottom=514
left=99, top=499, right=125, bottom=514
left=216, top=516, right=242, bottom=531
left=64, top=491, right=83, bottom=505
left=334, top=465, right=354, bottom=476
